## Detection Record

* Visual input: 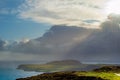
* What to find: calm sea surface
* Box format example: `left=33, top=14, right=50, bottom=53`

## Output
left=0, top=61, right=43, bottom=80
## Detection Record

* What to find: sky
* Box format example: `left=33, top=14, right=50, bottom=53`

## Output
left=0, top=0, right=51, bottom=40
left=0, top=0, right=120, bottom=40
left=0, top=0, right=120, bottom=62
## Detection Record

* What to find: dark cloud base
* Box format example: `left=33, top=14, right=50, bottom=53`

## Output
left=1, top=18, right=120, bottom=62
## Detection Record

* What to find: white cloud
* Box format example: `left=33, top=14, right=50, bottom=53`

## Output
left=0, top=8, right=18, bottom=15
left=20, top=38, right=30, bottom=43
left=18, top=0, right=109, bottom=28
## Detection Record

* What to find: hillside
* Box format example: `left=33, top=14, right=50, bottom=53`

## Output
left=17, top=60, right=100, bottom=72
left=16, top=70, right=120, bottom=80
left=16, top=71, right=104, bottom=80
left=93, top=66, right=120, bottom=72
left=17, top=62, right=120, bottom=80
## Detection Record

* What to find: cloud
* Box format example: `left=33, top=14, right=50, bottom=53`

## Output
left=10, top=20, right=120, bottom=62
left=18, top=0, right=108, bottom=28
left=0, top=0, right=23, bottom=15
left=1, top=20, right=120, bottom=62
left=3, top=25, right=94, bottom=61
left=107, top=13, right=120, bottom=23
left=64, top=17, right=120, bottom=62
left=0, top=39, right=6, bottom=50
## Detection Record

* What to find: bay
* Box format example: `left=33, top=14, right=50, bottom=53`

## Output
left=0, top=61, right=43, bottom=80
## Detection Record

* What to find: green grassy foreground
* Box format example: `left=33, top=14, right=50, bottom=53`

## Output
left=17, top=60, right=120, bottom=80
left=16, top=71, right=120, bottom=80
left=75, top=71, right=120, bottom=80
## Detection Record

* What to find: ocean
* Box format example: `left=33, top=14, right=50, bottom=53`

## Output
left=0, top=61, right=43, bottom=80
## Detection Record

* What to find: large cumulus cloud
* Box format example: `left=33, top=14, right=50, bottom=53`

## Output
left=17, top=0, right=109, bottom=28
left=9, top=25, right=94, bottom=55
left=64, top=14, right=120, bottom=62
left=7, top=14, right=120, bottom=62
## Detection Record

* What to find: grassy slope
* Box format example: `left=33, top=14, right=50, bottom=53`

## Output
left=75, top=71, right=120, bottom=80
left=17, top=60, right=120, bottom=80
left=17, top=65, right=120, bottom=80
left=16, top=71, right=120, bottom=80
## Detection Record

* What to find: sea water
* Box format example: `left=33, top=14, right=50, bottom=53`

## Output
left=0, top=61, right=43, bottom=80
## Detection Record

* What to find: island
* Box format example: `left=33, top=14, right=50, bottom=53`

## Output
left=17, top=60, right=101, bottom=72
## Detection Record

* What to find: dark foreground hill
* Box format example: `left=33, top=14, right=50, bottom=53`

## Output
left=16, top=71, right=104, bottom=80
left=94, top=66, right=120, bottom=72
left=16, top=65, right=120, bottom=80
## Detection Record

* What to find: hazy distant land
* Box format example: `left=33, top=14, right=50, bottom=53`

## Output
left=17, top=60, right=102, bottom=72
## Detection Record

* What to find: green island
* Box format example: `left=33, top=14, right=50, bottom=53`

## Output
left=17, top=60, right=120, bottom=80
left=17, top=60, right=102, bottom=72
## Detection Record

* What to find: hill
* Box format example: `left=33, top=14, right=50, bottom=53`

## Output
left=17, top=60, right=100, bottom=72
left=17, top=64, right=120, bottom=80
left=16, top=71, right=104, bottom=80
left=16, top=70, right=120, bottom=80
left=93, top=66, right=120, bottom=72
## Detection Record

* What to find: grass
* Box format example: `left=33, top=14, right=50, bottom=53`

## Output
left=17, top=60, right=120, bottom=80
left=75, top=71, right=120, bottom=80
left=17, top=71, right=120, bottom=80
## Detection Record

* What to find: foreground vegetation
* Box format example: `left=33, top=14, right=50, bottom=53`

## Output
left=17, top=60, right=120, bottom=80
left=16, top=71, right=120, bottom=80
left=94, top=66, right=120, bottom=72
left=75, top=71, right=120, bottom=80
